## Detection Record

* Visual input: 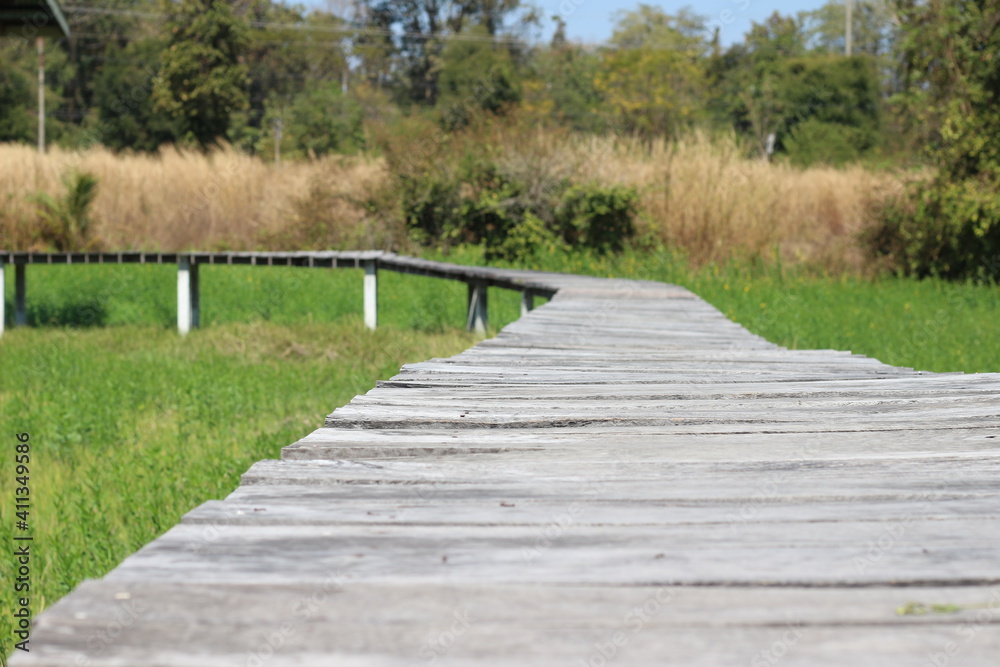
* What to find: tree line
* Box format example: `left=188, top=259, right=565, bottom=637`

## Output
left=0, top=0, right=908, bottom=163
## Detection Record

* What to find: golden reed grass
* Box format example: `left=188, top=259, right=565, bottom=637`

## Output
left=568, top=131, right=908, bottom=270
left=0, top=135, right=907, bottom=271
left=0, top=143, right=381, bottom=252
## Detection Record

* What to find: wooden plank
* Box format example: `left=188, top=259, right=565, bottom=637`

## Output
left=282, top=426, right=1000, bottom=461
left=92, top=523, right=1000, bottom=588
left=23, top=582, right=1000, bottom=667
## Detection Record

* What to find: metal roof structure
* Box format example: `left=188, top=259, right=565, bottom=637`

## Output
left=0, top=0, right=70, bottom=39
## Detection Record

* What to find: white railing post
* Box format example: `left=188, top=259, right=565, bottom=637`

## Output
left=14, top=261, right=26, bottom=327
left=178, top=256, right=200, bottom=335
left=363, top=260, right=377, bottom=330
left=520, top=289, right=535, bottom=317
left=466, top=282, right=488, bottom=334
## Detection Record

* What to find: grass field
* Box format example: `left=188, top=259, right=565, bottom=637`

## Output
left=1, top=252, right=998, bottom=659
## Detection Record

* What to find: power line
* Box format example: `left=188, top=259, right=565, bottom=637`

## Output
left=61, top=4, right=539, bottom=46
left=63, top=4, right=160, bottom=20
left=59, top=4, right=634, bottom=50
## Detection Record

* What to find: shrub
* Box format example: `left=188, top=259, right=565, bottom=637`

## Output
left=30, top=172, right=102, bottom=252
left=865, top=179, right=1000, bottom=280
left=497, top=213, right=568, bottom=261
left=556, top=184, right=638, bottom=252
left=372, top=117, right=638, bottom=261
left=287, top=83, right=366, bottom=157
left=867, top=2, right=1000, bottom=280
left=783, top=119, right=867, bottom=167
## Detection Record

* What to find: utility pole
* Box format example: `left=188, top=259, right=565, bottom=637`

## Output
left=37, top=36, right=45, bottom=154
left=846, top=0, right=853, bottom=57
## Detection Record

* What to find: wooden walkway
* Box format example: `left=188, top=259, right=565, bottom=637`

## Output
left=16, top=264, right=1000, bottom=666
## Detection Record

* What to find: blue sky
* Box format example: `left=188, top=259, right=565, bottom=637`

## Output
left=531, top=1, right=836, bottom=46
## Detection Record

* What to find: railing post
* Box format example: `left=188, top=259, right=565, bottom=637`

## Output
left=177, top=256, right=200, bottom=335
left=14, top=261, right=27, bottom=327
left=520, top=289, right=535, bottom=317
left=191, top=259, right=200, bottom=330
left=363, top=260, right=377, bottom=330
left=0, top=257, right=5, bottom=336
left=466, top=281, right=488, bottom=334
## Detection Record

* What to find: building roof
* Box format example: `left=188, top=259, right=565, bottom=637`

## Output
left=0, top=0, right=70, bottom=39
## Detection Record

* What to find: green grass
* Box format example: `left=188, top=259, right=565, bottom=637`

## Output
left=1, top=250, right=998, bottom=659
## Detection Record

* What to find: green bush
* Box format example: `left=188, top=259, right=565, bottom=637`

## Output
left=0, top=55, right=35, bottom=143
left=436, top=26, right=521, bottom=131
left=865, top=178, right=1000, bottom=280
left=866, top=2, right=1000, bottom=281
left=556, top=184, right=638, bottom=252
left=496, top=213, right=568, bottom=260
left=372, top=118, right=637, bottom=261
left=287, top=83, right=365, bottom=156
left=783, top=118, right=867, bottom=167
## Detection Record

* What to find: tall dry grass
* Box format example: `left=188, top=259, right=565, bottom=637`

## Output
left=567, top=131, right=909, bottom=270
left=0, top=143, right=383, bottom=251
left=1, top=134, right=911, bottom=272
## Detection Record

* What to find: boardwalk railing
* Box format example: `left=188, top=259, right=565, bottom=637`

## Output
left=0, top=251, right=558, bottom=336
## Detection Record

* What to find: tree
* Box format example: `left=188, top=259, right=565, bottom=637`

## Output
left=0, top=34, right=77, bottom=146
left=351, top=1, right=396, bottom=88
left=0, top=44, right=34, bottom=143
left=522, top=37, right=605, bottom=132
left=869, top=0, right=1000, bottom=278
left=286, top=83, right=366, bottom=157
left=153, top=0, right=250, bottom=148
left=243, top=3, right=350, bottom=129
left=595, top=5, right=709, bottom=138
left=62, top=0, right=149, bottom=127
left=353, top=0, right=524, bottom=105
left=746, top=11, right=806, bottom=63
left=93, top=38, right=180, bottom=151
left=714, top=10, right=882, bottom=163
left=607, top=4, right=707, bottom=52
left=780, top=54, right=882, bottom=162
left=437, top=24, right=520, bottom=128
left=799, top=0, right=895, bottom=56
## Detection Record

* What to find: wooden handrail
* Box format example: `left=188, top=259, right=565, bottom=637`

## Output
left=0, top=251, right=562, bottom=336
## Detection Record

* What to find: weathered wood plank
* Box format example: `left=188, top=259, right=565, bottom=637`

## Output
left=24, top=582, right=1000, bottom=667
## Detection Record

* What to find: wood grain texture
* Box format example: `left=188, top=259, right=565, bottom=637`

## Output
left=15, top=259, right=1000, bottom=666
